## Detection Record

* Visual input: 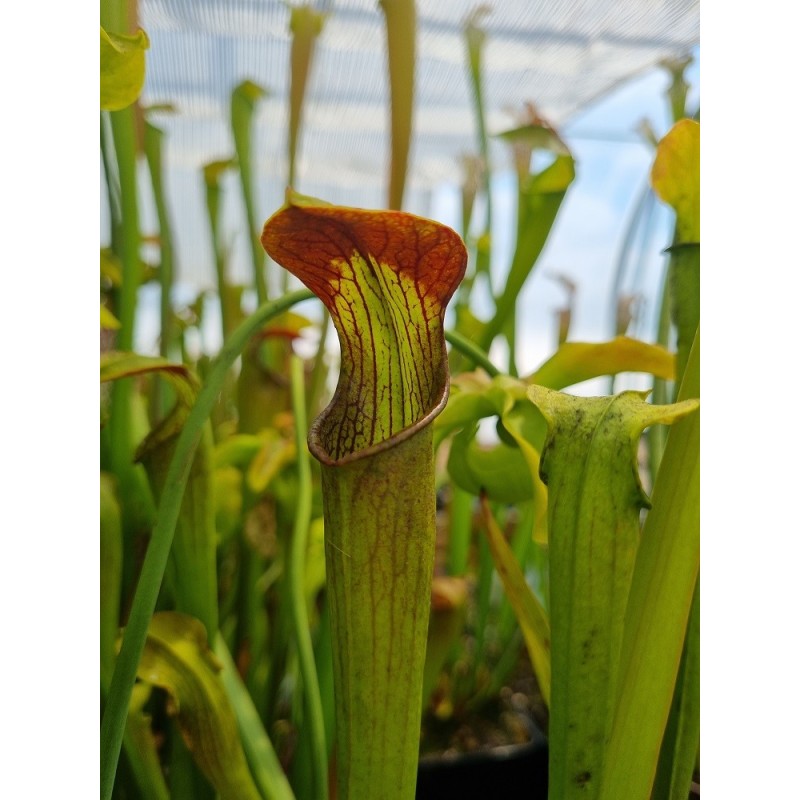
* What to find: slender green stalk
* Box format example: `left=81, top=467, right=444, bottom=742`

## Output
left=288, top=6, right=326, bottom=189
left=100, top=289, right=313, bottom=800
left=651, top=579, right=700, bottom=800
left=231, top=80, right=269, bottom=303
left=144, top=122, right=175, bottom=359
left=480, top=497, right=550, bottom=706
left=102, top=0, right=151, bottom=544
left=106, top=100, right=159, bottom=573
left=108, top=106, right=139, bottom=353
left=264, top=553, right=293, bottom=725
left=107, top=104, right=140, bottom=464
left=144, top=122, right=177, bottom=419
left=103, top=467, right=167, bottom=799
left=380, top=0, right=416, bottom=209
left=497, top=500, right=536, bottom=642
left=446, top=486, right=473, bottom=576
left=239, top=536, right=270, bottom=716
left=607, top=181, right=653, bottom=393
left=504, top=311, right=518, bottom=377
left=465, top=9, right=491, bottom=267
left=288, top=354, right=328, bottom=800
left=608, top=180, right=651, bottom=340
left=312, top=596, right=337, bottom=760
left=465, top=11, right=489, bottom=185
left=445, top=329, right=500, bottom=377
left=204, top=159, right=236, bottom=342
left=100, top=114, right=121, bottom=250
left=649, top=266, right=673, bottom=474
left=100, top=474, right=123, bottom=682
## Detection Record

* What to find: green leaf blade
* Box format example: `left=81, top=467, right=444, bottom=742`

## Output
left=598, top=332, right=700, bottom=800
left=479, top=154, right=575, bottom=352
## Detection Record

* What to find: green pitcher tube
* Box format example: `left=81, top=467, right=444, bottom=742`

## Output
left=262, top=190, right=466, bottom=800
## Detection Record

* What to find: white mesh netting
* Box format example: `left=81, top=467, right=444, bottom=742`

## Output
left=121, top=0, right=699, bottom=289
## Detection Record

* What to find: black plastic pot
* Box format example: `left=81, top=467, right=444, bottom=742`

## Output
left=415, top=725, right=548, bottom=800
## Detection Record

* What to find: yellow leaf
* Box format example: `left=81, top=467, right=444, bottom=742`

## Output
left=529, top=336, right=675, bottom=389
left=100, top=27, right=150, bottom=111
left=651, top=119, right=700, bottom=243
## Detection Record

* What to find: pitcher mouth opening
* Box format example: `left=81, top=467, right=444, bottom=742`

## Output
left=307, top=376, right=450, bottom=467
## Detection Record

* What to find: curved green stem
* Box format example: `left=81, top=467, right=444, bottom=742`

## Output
left=444, top=329, right=499, bottom=377
left=231, top=80, right=269, bottom=303
left=100, top=289, right=314, bottom=800
left=288, top=355, right=329, bottom=800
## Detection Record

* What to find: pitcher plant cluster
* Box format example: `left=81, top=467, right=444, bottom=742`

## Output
left=101, top=4, right=699, bottom=800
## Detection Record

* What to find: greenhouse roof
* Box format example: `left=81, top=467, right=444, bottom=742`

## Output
left=128, top=0, right=699, bottom=288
